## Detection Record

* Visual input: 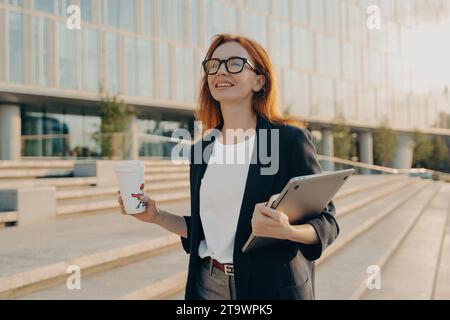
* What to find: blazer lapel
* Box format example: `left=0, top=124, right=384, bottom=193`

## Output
left=232, top=115, right=277, bottom=298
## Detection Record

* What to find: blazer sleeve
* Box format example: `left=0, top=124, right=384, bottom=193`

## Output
left=180, top=144, right=194, bottom=254
left=287, top=127, right=340, bottom=261
left=181, top=216, right=191, bottom=254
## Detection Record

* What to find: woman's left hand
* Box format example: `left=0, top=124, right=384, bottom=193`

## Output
left=251, top=202, right=294, bottom=240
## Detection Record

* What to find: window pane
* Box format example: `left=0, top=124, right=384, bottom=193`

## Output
left=204, top=0, right=236, bottom=45
left=292, top=0, right=308, bottom=26
left=80, top=0, right=92, bottom=22
left=125, top=37, right=153, bottom=96
left=270, top=20, right=290, bottom=66
left=283, top=70, right=310, bottom=117
left=64, top=113, right=85, bottom=157
left=159, top=43, right=170, bottom=100
left=57, top=22, right=77, bottom=89
left=273, top=0, right=289, bottom=19
left=312, top=75, right=334, bottom=118
left=190, top=0, right=200, bottom=46
left=34, top=0, right=55, bottom=13
left=125, top=37, right=138, bottom=96
left=83, top=114, right=101, bottom=157
left=22, top=109, right=44, bottom=157
left=58, top=0, right=72, bottom=16
left=81, top=28, right=99, bottom=91
left=42, top=111, right=65, bottom=157
left=107, top=0, right=136, bottom=31
left=176, top=46, right=194, bottom=102
left=310, top=0, right=324, bottom=31
left=137, top=39, right=153, bottom=97
left=241, top=10, right=267, bottom=48
left=8, top=0, right=24, bottom=7
left=335, top=80, right=356, bottom=119
left=143, top=0, right=153, bottom=35
left=105, top=33, right=120, bottom=94
left=247, top=0, right=271, bottom=14
left=292, top=26, right=312, bottom=71
left=159, top=0, right=184, bottom=42
left=8, top=12, right=24, bottom=83
left=325, top=0, right=340, bottom=36
left=32, top=17, right=50, bottom=86
left=316, top=34, right=340, bottom=77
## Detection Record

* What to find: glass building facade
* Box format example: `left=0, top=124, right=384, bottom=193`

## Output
left=0, top=0, right=450, bottom=158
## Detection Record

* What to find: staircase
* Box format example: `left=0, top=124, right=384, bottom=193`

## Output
left=0, top=160, right=448, bottom=300
left=0, top=159, right=189, bottom=225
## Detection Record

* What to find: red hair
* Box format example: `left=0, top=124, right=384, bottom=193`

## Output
left=195, top=34, right=304, bottom=136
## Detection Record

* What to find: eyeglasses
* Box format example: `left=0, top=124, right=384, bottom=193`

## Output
left=202, top=56, right=259, bottom=75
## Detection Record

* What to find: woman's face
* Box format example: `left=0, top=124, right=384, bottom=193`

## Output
left=206, top=41, right=265, bottom=104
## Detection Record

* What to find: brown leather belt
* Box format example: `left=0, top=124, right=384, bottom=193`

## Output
left=202, top=257, right=234, bottom=276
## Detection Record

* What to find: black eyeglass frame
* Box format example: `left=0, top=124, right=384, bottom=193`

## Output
left=202, top=56, right=259, bottom=75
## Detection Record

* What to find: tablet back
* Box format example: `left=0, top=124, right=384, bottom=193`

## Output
left=241, top=168, right=354, bottom=253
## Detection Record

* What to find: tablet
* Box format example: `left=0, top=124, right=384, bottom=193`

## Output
left=241, top=168, right=354, bottom=253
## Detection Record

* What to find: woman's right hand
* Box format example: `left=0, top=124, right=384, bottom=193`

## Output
left=117, top=191, right=160, bottom=224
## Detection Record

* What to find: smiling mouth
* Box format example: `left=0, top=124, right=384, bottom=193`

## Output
left=215, top=83, right=235, bottom=88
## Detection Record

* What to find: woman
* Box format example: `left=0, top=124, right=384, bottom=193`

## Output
left=118, top=34, right=339, bottom=300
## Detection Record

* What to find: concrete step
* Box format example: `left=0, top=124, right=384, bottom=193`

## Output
left=433, top=224, right=450, bottom=299
left=164, top=289, right=186, bottom=300
left=333, top=175, right=407, bottom=200
left=0, top=168, right=73, bottom=179
left=56, top=180, right=190, bottom=200
left=329, top=179, right=427, bottom=248
left=314, top=179, right=428, bottom=271
left=142, top=160, right=189, bottom=166
left=0, top=160, right=75, bottom=169
left=16, top=246, right=189, bottom=300
left=315, top=181, right=439, bottom=299
left=0, top=211, right=18, bottom=225
left=332, top=177, right=419, bottom=218
left=0, top=159, right=185, bottom=170
left=56, top=189, right=190, bottom=216
left=432, top=184, right=450, bottom=300
left=145, top=166, right=188, bottom=174
left=145, top=172, right=189, bottom=184
left=0, top=172, right=189, bottom=190
left=119, top=271, right=188, bottom=300
left=0, top=177, right=97, bottom=189
left=117, top=177, right=428, bottom=300
left=53, top=175, right=410, bottom=220
left=0, top=200, right=190, bottom=299
left=359, top=183, right=449, bottom=299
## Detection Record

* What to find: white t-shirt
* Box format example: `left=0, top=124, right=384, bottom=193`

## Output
left=197, top=132, right=256, bottom=264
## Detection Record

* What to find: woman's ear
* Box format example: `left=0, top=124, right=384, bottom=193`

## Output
left=253, top=75, right=266, bottom=93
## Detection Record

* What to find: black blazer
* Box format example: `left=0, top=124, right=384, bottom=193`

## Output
left=180, top=114, right=339, bottom=300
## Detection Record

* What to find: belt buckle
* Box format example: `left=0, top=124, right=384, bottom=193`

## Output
left=224, top=264, right=234, bottom=276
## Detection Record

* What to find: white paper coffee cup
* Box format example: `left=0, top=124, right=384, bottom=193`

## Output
left=115, top=160, right=146, bottom=215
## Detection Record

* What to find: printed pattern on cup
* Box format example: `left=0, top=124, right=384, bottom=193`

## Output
left=131, top=183, right=146, bottom=210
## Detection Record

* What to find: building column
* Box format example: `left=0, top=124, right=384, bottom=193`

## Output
left=321, top=128, right=334, bottom=171
left=359, top=131, right=373, bottom=174
left=0, top=104, right=21, bottom=160
left=393, top=133, right=414, bottom=169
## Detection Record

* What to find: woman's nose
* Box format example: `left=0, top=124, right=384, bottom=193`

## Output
left=216, top=62, right=229, bottom=75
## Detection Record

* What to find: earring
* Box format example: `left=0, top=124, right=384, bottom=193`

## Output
left=256, top=88, right=266, bottom=98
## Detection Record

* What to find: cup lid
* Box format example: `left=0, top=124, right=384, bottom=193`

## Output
left=115, top=160, right=144, bottom=172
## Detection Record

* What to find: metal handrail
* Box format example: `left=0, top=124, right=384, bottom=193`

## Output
left=318, top=155, right=450, bottom=181
left=17, top=133, right=450, bottom=181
